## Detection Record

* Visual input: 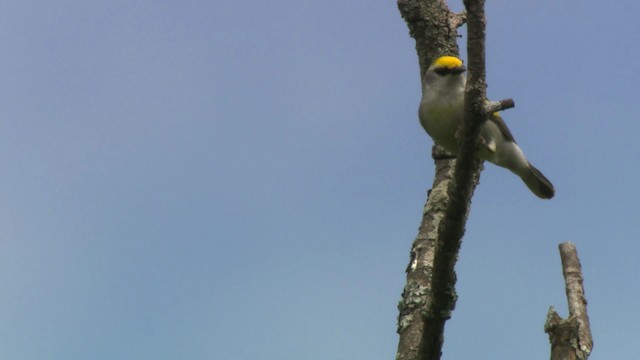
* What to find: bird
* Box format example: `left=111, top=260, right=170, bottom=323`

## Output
left=418, top=55, right=554, bottom=199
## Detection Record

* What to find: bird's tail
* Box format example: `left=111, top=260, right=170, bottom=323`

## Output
left=520, top=163, right=555, bottom=199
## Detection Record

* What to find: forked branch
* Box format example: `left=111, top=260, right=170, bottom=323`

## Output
left=545, top=242, right=593, bottom=360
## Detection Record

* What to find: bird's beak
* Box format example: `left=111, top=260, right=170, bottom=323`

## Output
left=452, top=66, right=466, bottom=75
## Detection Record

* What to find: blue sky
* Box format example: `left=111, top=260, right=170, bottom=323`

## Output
left=0, top=1, right=638, bottom=359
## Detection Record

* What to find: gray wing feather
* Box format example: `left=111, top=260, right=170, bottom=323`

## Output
left=490, top=113, right=516, bottom=143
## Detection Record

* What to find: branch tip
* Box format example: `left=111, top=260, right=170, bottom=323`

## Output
left=450, top=11, right=467, bottom=29
left=546, top=242, right=593, bottom=359
left=484, top=99, right=514, bottom=115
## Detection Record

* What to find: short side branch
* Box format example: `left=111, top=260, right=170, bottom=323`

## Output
left=484, top=99, right=514, bottom=115
left=450, top=11, right=467, bottom=29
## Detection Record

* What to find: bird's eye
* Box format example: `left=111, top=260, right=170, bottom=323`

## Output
left=435, top=68, right=450, bottom=76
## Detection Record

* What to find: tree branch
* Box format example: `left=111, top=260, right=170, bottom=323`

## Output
left=450, top=11, right=467, bottom=29
left=416, top=1, right=488, bottom=359
left=545, top=242, right=593, bottom=359
left=484, top=99, right=514, bottom=114
left=395, top=1, right=465, bottom=359
left=396, top=0, right=499, bottom=359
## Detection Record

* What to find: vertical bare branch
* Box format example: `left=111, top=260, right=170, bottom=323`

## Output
left=418, top=1, right=488, bottom=359
left=396, top=0, right=495, bottom=359
left=395, top=1, right=465, bottom=359
left=545, top=242, right=593, bottom=359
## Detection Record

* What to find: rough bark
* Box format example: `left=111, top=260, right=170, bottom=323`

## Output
left=545, top=242, right=593, bottom=360
left=395, top=0, right=514, bottom=359
left=395, top=1, right=464, bottom=359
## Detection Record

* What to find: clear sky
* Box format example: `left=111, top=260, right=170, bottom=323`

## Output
left=0, top=1, right=637, bottom=359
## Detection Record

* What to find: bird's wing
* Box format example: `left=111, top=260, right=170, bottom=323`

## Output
left=489, top=112, right=516, bottom=143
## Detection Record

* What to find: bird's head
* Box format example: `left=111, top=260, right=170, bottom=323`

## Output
left=429, top=56, right=466, bottom=76
left=424, top=56, right=466, bottom=96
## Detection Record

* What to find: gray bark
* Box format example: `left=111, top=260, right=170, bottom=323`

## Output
left=396, top=1, right=511, bottom=359
left=395, top=1, right=464, bottom=358
left=545, top=242, right=593, bottom=360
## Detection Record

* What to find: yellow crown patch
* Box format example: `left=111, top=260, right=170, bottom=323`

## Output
left=433, top=56, right=463, bottom=69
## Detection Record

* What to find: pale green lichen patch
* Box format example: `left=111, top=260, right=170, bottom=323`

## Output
left=397, top=282, right=430, bottom=333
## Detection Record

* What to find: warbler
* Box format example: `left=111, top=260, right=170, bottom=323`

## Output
left=419, top=56, right=554, bottom=199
